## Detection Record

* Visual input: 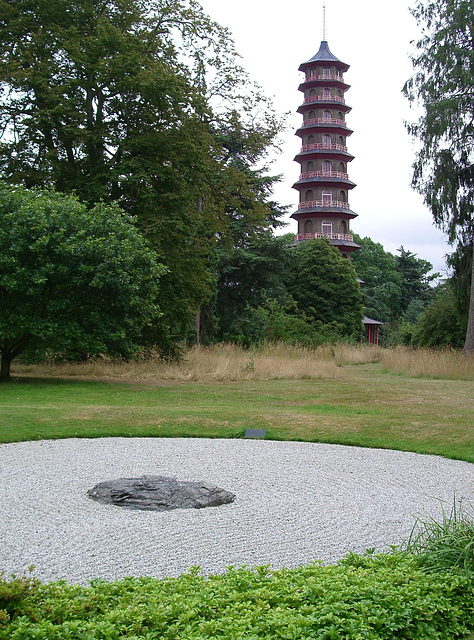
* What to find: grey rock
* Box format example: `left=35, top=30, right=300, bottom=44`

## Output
left=87, top=475, right=235, bottom=511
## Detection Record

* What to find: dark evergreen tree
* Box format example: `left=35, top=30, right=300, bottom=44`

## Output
left=395, top=246, right=437, bottom=313
left=287, top=238, right=364, bottom=338
left=404, top=0, right=474, bottom=353
left=351, top=235, right=404, bottom=322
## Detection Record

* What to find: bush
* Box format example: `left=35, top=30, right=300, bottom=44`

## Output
left=411, top=286, right=465, bottom=348
left=1, top=553, right=473, bottom=639
left=248, top=297, right=349, bottom=347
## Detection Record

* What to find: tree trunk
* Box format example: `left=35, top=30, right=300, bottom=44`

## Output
left=462, top=246, right=474, bottom=355
left=0, top=351, right=13, bottom=382
left=195, top=307, right=201, bottom=345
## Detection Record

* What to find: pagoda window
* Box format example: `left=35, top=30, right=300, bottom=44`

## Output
left=306, top=161, right=315, bottom=171
left=304, top=219, right=313, bottom=233
left=337, top=89, right=343, bottom=97
left=305, top=189, right=314, bottom=202
left=339, top=190, right=347, bottom=202
left=308, top=110, right=316, bottom=119
left=323, top=88, right=331, bottom=98
left=338, top=135, right=345, bottom=146
left=323, top=68, right=331, bottom=79
left=322, top=191, right=333, bottom=205
left=323, top=110, right=332, bottom=121
left=322, top=219, right=333, bottom=235
left=309, top=88, right=316, bottom=96
left=339, top=162, right=345, bottom=173
left=307, top=134, right=315, bottom=144
left=338, top=111, right=344, bottom=120
left=323, top=160, right=332, bottom=173
left=340, top=220, right=347, bottom=233
left=323, top=134, right=332, bottom=146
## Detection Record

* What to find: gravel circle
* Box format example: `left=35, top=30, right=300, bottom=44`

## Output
left=1, top=437, right=473, bottom=585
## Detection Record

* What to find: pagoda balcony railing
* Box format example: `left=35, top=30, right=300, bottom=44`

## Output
left=304, top=95, right=345, bottom=104
left=303, top=117, right=346, bottom=127
left=299, top=170, right=349, bottom=180
left=296, top=232, right=354, bottom=241
left=299, top=199, right=350, bottom=209
left=305, top=73, right=343, bottom=82
left=301, top=142, right=348, bottom=152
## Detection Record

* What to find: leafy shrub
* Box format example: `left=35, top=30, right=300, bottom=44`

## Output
left=410, top=286, right=465, bottom=348
left=249, top=297, right=349, bottom=347
left=1, top=553, right=473, bottom=639
left=0, top=572, right=41, bottom=624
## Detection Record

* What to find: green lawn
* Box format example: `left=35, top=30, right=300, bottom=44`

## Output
left=1, top=363, right=473, bottom=462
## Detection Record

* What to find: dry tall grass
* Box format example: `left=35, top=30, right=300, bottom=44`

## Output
left=12, top=343, right=474, bottom=382
left=14, top=343, right=341, bottom=382
left=380, top=346, right=474, bottom=380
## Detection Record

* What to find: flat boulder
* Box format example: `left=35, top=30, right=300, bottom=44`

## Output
left=87, top=475, right=235, bottom=511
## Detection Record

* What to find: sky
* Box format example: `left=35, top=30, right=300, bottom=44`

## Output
left=198, top=0, right=451, bottom=276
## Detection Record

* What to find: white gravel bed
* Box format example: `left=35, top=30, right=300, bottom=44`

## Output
left=0, top=437, right=473, bottom=585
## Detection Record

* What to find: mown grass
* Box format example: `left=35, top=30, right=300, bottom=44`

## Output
left=2, top=344, right=473, bottom=462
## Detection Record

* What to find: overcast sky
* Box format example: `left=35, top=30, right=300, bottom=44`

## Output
left=198, top=0, right=450, bottom=275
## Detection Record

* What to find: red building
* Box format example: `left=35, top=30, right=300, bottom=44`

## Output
left=292, top=40, right=383, bottom=343
left=291, top=40, right=360, bottom=259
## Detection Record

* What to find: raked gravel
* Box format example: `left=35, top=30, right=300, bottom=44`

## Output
left=0, top=437, right=473, bottom=585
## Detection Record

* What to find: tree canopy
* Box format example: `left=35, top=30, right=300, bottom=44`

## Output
left=0, top=182, right=164, bottom=380
left=404, top=0, right=474, bottom=353
left=287, top=238, right=364, bottom=338
left=0, top=0, right=285, bottom=343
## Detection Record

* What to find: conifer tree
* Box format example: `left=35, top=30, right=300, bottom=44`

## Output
left=404, top=0, right=474, bottom=353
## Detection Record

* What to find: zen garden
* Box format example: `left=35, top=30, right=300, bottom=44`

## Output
left=0, top=0, right=473, bottom=638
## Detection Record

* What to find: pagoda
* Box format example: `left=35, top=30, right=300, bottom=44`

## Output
left=291, top=40, right=360, bottom=258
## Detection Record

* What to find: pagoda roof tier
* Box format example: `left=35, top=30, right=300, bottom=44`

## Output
left=297, top=100, right=351, bottom=115
left=296, top=122, right=353, bottom=137
left=291, top=208, right=357, bottom=220
left=293, top=235, right=361, bottom=250
left=298, top=41, right=349, bottom=73
left=293, top=177, right=356, bottom=191
left=294, top=148, right=355, bottom=163
left=299, top=77, right=350, bottom=92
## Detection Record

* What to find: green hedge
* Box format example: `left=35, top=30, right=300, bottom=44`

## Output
left=1, top=553, right=473, bottom=639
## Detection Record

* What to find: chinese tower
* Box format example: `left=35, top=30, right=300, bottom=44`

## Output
left=291, top=40, right=360, bottom=258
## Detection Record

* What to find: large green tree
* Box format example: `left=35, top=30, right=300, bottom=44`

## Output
left=0, top=0, right=284, bottom=341
left=395, top=246, right=436, bottom=313
left=287, top=238, right=364, bottom=337
left=206, top=229, right=292, bottom=343
left=404, top=0, right=474, bottom=353
left=351, top=235, right=403, bottom=322
left=0, top=182, right=164, bottom=381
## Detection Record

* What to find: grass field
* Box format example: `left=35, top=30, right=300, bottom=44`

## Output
left=2, top=344, right=473, bottom=462
left=1, top=344, right=473, bottom=640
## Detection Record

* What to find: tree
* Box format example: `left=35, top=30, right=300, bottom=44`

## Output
left=0, top=0, right=285, bottom=342
left=411, top=284, right=466, bottom=348
left=0, top=182, right=165, bottom=381
left=351, top=235, right=404, bottom=322
left=395, top=246, right=436, bottom=313
left=206, top=231, right=292, bottom=343
left=403, top=0, right=474, bottom=353
left=287, top=238, right=364, bottom=338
